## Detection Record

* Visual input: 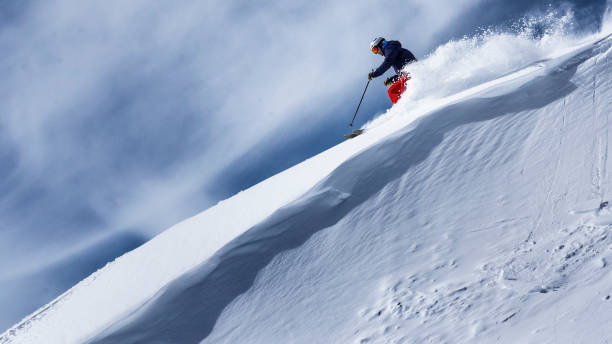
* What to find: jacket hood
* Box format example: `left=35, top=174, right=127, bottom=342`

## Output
left=383, top=40, right=402, bottom=56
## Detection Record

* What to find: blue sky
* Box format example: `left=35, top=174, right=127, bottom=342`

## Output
left=0, top=0, right=608, bottom=331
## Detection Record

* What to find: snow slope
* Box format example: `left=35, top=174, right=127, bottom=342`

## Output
left=3, top=20, right=612, bottom=344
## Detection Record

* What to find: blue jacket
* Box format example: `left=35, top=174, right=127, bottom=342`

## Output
left=371, top=40, right=417, bottom=78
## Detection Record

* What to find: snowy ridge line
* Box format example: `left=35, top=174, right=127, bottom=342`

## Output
left=0, top=31, right=606, bottom=344
left=334, top=35, right=612, bottom=344
left=89, top=35, right=610, bottom=343
left=0, top=71, right=417, bottom=342
left=89, top=34, right=612, bottom=343
left=364, top=9, right=612, bottom=130
left=1, top=32, right=610, bottom=344
left=363, top=33, right=610, bottom=137
left=0, top=290, right=70, bottom=343
left=88, top=187, right=353, bottom=343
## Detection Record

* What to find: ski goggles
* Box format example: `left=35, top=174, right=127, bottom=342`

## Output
left=371, top=46, right=380, bottom=54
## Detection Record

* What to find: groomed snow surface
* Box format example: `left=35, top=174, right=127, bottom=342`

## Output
left=3, top=20, right=612, bottom=344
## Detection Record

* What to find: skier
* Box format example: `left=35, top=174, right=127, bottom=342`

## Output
left=368, top=37, right=417, bottom=104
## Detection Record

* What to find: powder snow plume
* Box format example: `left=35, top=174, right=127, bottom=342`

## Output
left=2, top=3, right=612, bottom=344
left=364, top=7, right=611, bottom=129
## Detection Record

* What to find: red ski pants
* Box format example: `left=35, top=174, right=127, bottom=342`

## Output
left=387, top=73, right=411, bottom=104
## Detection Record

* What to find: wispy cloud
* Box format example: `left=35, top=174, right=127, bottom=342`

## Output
left=3, top=0, right=604, bottom=331
left=0, top=0, right=479, bottom=256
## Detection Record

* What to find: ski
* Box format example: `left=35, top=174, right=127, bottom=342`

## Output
left=344, top=129, right=364, bottom=139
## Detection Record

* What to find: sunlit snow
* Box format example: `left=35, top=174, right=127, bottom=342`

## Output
left=2, top=11, right=612, bottom=344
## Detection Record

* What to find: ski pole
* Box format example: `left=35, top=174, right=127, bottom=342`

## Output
left=350, top=79, right=370, bottom=127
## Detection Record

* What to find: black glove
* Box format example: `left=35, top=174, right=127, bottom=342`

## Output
left=384, top=75, right=399, bottom=86
left=368, top=72, right=374, bottom=81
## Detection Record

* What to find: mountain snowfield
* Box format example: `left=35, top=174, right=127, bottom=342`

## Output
left=3, top=15, right=612, bottom=344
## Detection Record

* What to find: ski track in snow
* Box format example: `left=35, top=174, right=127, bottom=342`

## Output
left=2, top=29, right=612, bottom=344
left=355, top=214, right=612, bottom=344
left=354, top=37, right=612, bottom=344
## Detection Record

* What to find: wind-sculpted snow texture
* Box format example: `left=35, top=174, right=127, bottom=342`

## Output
left=3, top=31, right=612, bottom=344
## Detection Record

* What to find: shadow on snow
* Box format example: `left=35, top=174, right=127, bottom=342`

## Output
left=90, top=45, right=595, bottom=344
